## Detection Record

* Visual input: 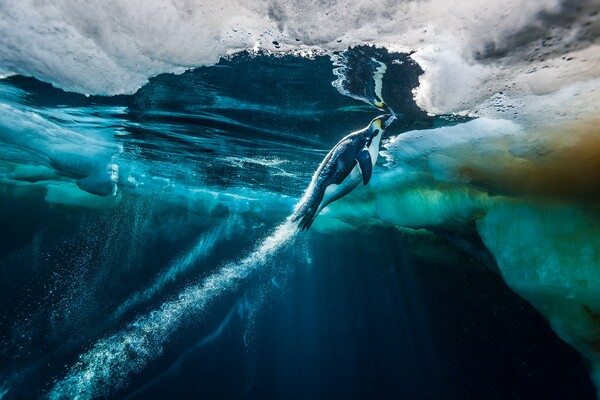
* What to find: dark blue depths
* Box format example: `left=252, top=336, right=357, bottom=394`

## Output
left=1, top=204, right=595, bottom=399
left=119, top=226, right=594, bottom=400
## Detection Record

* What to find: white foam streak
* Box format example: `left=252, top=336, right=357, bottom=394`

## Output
left=49, top=220, right=297, bottom=400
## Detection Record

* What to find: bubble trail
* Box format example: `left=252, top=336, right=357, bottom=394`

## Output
left=112, top=217, right=236, bottom=320
left=124, top=297, right=249, bottom=400
left=48, top=220, right=298, bottom=400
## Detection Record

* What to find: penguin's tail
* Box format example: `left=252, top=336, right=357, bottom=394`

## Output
left=290, top=205, right=318, bottom=231
left=291, top=183, right=325, bottom=232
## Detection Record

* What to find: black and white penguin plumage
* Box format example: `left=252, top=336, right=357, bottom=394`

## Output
left=292, top=114, right=395, bottom=231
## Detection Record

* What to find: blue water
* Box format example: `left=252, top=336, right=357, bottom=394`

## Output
left=0, top=49, right=595, bottom=399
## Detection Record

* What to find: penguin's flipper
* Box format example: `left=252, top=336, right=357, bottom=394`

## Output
left=356, top=148, right=372, bottom=185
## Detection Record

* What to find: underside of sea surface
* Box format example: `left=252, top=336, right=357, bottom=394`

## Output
left=1, top=1, right=600, bottom=399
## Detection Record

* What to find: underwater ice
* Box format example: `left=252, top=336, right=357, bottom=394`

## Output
left=318, top=116, right=600, bottom=392
left=0, top=98, right=122, bottom=198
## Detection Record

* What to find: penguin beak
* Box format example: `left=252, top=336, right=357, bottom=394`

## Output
left=382, top=114, right=396, bottom=129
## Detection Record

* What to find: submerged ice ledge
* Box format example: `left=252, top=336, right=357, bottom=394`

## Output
left=315, top=116, right=600, bottom=392
left=0, top=91, right=123, bottom=198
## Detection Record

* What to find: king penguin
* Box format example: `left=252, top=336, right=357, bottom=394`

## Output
left=292, top=114, right=396, bottom=231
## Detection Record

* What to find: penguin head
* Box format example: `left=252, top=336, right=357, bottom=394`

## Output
left=371, top=114, right=396, bottom=132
